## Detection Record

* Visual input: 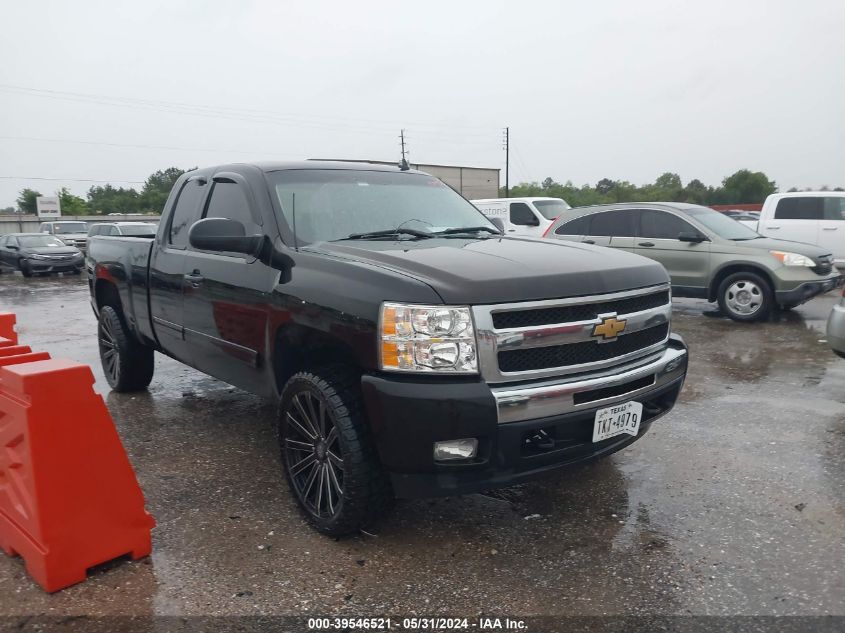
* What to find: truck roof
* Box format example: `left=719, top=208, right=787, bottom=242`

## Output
left=248, top=160, right=428, bottom=175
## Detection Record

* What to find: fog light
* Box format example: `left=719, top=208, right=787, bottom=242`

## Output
left=433, top=438, right=478, bottom=461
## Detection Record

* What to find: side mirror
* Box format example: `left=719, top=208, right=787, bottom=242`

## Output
left=7, top=245, right=18, bottom=251
left=489, top=217, right=505, bottom=232
left=678, top=231, right=707, bottom=243
left=188, top=218, right=262, bottom=255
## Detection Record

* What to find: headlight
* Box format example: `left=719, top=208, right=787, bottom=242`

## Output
left=380, top=302, right=477, bottom=373
left=770, top=251, right=815, bottom=267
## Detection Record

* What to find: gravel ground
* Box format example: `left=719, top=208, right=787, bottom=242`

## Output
left=0, top=272, right=843, bottom=619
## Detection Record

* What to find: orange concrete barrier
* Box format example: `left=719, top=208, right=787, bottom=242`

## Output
left=0, top=313, right=17, bottom=347
left=0, top=318, right=155, bottom=592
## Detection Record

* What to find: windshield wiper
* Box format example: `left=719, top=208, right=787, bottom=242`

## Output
left=339, top=228, right=435, bottom=241
left=435, top=226, right=503, bottom=236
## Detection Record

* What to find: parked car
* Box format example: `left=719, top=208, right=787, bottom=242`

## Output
left=88, top=222, right=158, bottom=237
left=471, top=197, right=570, bottom=237
left=721, top=210, right=761, bottom=228
left=753, top=192, right=845, bottom=267
left=545, top=202, right=842, bottom=322
left=88, top=161, right=688, bottom=535
left=0, top=233, right=84, bottom=277
left=826, top=285, right=845, bottom=358
left=39, top=220, right=90, bottom=251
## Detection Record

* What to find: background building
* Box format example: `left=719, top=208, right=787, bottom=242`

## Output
left=312, top=159, right=500, bottom=199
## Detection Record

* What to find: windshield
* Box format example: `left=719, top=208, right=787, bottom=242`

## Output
left=52, top=222, right=88, bottom=234
left=118, top=224, right=157, bottom=236
left=19, top=235, right=67, bottom=248
left=686, top=207, right=760, bottom=240
left=270, top=170, right=497, bottom=244
left=533, top=199, right=571, bottom=220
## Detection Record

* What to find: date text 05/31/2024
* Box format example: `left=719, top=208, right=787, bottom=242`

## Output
left=307, top=617, right=528, bottom=630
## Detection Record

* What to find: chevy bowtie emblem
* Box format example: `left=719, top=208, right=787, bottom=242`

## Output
left=592, top=315, right=626, bottom=341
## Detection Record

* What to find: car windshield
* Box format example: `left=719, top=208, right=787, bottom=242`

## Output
left=118, top=224, right=157, bottom=236
left=533, top=199, right=571, bottom=220
left=270, top=169, right=498, bottom=244
left=19, top=235, right=67, bottom=248
left=686, top=207, right=760, bottom=240
left=52, top=222, right=88, bottom=234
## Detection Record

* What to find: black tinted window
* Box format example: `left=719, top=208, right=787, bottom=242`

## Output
left=510, top=202, right=537, bottom=226
left=169, top=180, right=206, bottom=247
left=775, top=197, right=823, bottom=220
left=555, top=215, right=591, bottom=235
left=588, top=210, right=636, bottom=237
left=823, top=197, right=845, bottom=220
left=203, top=181, right=258, bottom=233
left=639, top=210, right=695, bottom=239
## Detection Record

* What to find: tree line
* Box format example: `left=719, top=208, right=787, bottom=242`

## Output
left=11, top=167, right=189, bottom=216
left=504, top=169, right=843, bottom=207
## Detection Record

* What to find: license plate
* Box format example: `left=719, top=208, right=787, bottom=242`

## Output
left=592, top=401, right=643, bottom=443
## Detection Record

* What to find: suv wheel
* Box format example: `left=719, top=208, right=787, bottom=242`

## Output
left=98, top=305, right=155, bottom=391
left=278, top=366, right=391, bottom=537
left=717, top=272, right=773, bottom=322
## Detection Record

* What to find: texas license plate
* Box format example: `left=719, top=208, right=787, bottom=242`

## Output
left=592, top=401, right=643, bottom=443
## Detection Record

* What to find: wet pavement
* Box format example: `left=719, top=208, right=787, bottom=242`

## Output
left=0, top=272, right=843, bottom=617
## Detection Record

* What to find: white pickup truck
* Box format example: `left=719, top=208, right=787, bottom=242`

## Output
left=753, top=192, right=845, bottom=268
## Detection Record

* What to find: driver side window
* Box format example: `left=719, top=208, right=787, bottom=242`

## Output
left=639, top=210, right=695, bottom=240
left=510, top=202, right=538, bottom=226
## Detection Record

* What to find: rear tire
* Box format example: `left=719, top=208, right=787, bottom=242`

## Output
left=278, top=365, right=392, bottom=537
left=20, top=260, right=33, bottom=278
left=717, top=272, right=773, bottom=322
left=98, top=305, right=155, bottom=391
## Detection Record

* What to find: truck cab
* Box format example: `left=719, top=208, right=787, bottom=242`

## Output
left=471, top=197, right=570, bottom=238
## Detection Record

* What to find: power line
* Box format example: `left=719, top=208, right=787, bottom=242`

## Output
left=0, top=135, right=284, bottom=156
left=0, top=84, right=501, bottom=139
left=0, top=176, right=145, bottom=184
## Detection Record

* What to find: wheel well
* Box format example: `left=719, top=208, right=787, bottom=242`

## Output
left=273, top=325, right=360, bottom=393
left=94, top=280, right=123, bottom=315
left=708, top=265, right=775, bottom=302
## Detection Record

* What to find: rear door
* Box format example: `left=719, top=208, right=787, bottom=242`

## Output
left=550, top=214, right=591, bottom=242
left=181, top=171, right=276, bottom=393
left=820, top=197, right=845, bottom=262
left=762, top=197, right=821, bottom=246
left=582, top=209, right=637, bottom=251
left=636, top=209, right=710, bottom=289
left=149, top=176, right=209, bottom=363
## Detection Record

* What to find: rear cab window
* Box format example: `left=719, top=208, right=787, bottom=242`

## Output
left=774, top=197, right=824, bottom=220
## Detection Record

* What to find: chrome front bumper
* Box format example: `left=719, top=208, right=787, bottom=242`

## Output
left=491, top=338, right=688, bottom=424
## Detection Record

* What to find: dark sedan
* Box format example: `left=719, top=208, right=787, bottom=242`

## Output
left=0, top=233, right=84, bottom=277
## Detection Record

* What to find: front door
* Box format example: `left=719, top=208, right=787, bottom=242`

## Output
left=181, top=173, right=276, bottom=395
left=508, top=202, right=541, bottom=236
left=635, top=209, right=710, bottom=290
left=819, top=197, right=845, bottom=263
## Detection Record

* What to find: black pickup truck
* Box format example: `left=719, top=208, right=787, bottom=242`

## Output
left=87, top=161, right=688, bottom=535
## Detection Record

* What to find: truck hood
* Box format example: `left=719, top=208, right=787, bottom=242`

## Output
left=726, top=237, right=832, bottom=259
left=305, top=236, right=669, bottom=304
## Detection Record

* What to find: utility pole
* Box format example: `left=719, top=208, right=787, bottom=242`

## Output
left=399, top=129, right=409, bottom=170
left=502, top=127, right=509, bottom=198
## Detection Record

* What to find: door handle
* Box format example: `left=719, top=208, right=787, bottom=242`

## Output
left=767, top=226, right=780, bottom=229
left=583, top=239, right=595, bottom=244
left=184, top=270, right=204, bottom=288
left=507, top=229, right=516, bottom=232
left=638, top=242, right=655, bottom=247
left=822, top=227, right=838, bottom=231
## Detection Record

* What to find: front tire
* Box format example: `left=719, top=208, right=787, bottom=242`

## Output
left=98, top=305, right=155, bottom=391
left=717, top=272, right=773, bottom=322
left=278, top=366, right=392, bottom=536
left=20, top=260, right=33, bottom=278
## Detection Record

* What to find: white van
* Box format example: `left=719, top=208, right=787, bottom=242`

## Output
left=755, top=192, right=845, bottom=267
left=471, top=197, right=570, bottom=238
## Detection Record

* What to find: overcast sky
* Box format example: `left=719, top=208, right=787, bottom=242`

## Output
left=1, top=0, right=843, bottom=208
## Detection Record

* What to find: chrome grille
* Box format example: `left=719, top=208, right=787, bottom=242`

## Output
left=472, top=284, right=672, bottom=383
